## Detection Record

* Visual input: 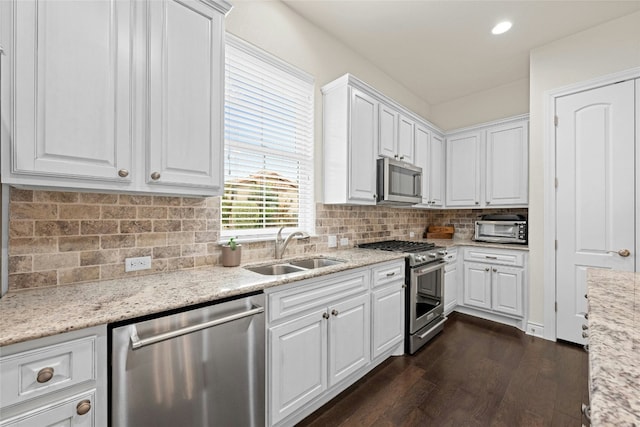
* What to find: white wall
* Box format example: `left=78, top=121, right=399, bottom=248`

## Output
left=225, top=0, right=432, bottom=200
left=528, top=11, right=640, bottom=325
left=430, top=78, right=529, bottom=131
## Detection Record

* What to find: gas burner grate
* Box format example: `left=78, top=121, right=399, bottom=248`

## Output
left=357, top=240, right=436, bottom=253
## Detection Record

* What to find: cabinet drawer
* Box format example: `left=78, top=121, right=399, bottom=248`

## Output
left=269, top=271, right=368, bottom=323
left=464, top=248, right=524, bottom=267
left=371, top=261, right=405, bottom=288
left=0, top=389, right=96, bottom=427
left=0, top=336, right=96, bottom=409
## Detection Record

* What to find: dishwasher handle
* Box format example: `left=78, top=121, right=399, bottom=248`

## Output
left=130, top=304, right=264, bottom=350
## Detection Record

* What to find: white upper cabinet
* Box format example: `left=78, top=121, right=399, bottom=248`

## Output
left=6, top=0, right=134, bottom=184
left=146, top=0, right=224, bottom=193
left=0, top=0, right=231, bottom=196
left=397, top=114, right=415, bottom=164
left=446, top=116, right=529, bottom=208
left=446, top=131, right=482, bottom=207
left=485, top=121, right=528, bottom=206
left=378, top=103, right=398, bottom=159
left=414, top=125, right=444, bottom=208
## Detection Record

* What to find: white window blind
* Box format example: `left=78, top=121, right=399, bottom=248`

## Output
left=222, top=35, right=314, bottom=239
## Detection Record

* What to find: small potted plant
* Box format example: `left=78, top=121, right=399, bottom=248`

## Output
left=221, top=237, right=242, bottom=267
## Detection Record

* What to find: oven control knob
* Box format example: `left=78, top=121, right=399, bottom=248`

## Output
left=428, top=253, right=437, bottom=258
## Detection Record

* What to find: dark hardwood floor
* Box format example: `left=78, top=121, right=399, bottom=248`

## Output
left=298, top=313, right=589, bottom=427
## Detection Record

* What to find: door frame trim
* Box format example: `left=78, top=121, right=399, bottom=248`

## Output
left=543, top=66, right=640, bottom=341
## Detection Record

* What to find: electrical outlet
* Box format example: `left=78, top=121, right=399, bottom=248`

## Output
left=328, top=235, right=337, bottom=248
left=340, top=237, right=349, bottom=247
left=409, top=231, right=415, bottom=238
left=125, top=256, right=151, bottom=272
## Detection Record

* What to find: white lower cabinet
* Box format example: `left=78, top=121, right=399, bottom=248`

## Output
left=461, top=247, right=526, bottom=320
left=0, top=326, right=107, bottom=427
left=443, top=250, right=458, bottom=315
left=267, top=260, right=405, bottom=426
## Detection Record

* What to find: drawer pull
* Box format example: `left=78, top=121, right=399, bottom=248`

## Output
left=36, top=367, right=55, bottom=383
left=150, top=171, right=161, bottom=180
left=485, top=256, right=498, bottom=259
left=331, top=309, right=339, bottom=316
left=322, top=312, right=329, bottom=320
left=76, top=399, right=92, bottom=416
left=386, top=272, right=396, bottom=277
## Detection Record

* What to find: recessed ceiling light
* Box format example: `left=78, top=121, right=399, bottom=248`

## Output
left=491, top=21, right=512, bottom=35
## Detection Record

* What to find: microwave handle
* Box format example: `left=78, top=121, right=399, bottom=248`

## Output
left=415, top=172, right=421, bottom=197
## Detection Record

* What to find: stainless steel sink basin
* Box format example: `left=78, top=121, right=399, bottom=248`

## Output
left=245, top=263, right=307, bottom=276
left=288, top=257, right=344, bottom=269
left=244, top=257, right=346, bottom=276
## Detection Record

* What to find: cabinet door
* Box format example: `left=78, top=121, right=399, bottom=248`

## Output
left=3, top=390, right=97, bottom=427
left=429, top=134, right=445, bottom=207
left=414, top=125, right=430, bottom=205
left=446, top=132, right=481, bottom=207
left=397, top=114, right=415, bottom=164
left=147, top=0, right=224, bottom=193
left=378, top=103, right=397, bottom=159
left=463, top=262, right=491, bottom=310
left=328, top=294, right=370, bottom=387
left=9, top=0, right=133, bottom=183
left=348, top=89, right=377, bottom=203
left=371, top=282, right=404, bottom=359
left=492, top=266, right=523, bottom=317
left=444, top=266, right=457, bottom=314
left=485, top=121, right=528, bottom=206
left=269, top=308, right=328, bottom=425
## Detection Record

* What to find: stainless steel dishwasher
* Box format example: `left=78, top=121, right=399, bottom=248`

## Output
left=111, top=292, right=265, bottom=427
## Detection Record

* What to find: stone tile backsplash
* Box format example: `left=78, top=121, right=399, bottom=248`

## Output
left=6, top=188, right=526, bottom=290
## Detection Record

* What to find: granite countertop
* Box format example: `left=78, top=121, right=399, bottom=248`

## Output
left=586, top=269, right=639, bottom=425
left=428, top=238, right=529, bottom=251
left=0, top=249, right=405, bottom=347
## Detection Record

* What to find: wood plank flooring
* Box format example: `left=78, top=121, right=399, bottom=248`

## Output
left=298, top=313, right=589, bottom=427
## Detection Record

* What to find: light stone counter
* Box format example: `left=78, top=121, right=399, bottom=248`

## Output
left=426, top=238, right=529, bottom=251
left=586, top=269, right=639, bottom=426
left=0, top=249, right=404, bottom=347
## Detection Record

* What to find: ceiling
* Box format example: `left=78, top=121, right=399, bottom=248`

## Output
left=282, top=0, right=640, bottom=105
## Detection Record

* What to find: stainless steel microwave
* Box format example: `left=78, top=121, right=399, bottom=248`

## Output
left=474, top=215, right=527, bottom=244
left=376, top=157, right=422, bottom=205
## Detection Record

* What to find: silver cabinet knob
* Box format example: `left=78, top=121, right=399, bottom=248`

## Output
left=583, top=344, right=589, bottom=353
left=76, top=400, right=92, bottom=416
left=322, top=312, right=329, bottom=320
left=394, top=154, right=399, bottom=158
left=581, top=404, right=591, bottom=422
left=492, top=268, right=497, bottom=272
left=484, top=267, right=490, bottom=272
left=150, top=172, right=161, bottom=180
left=399, top=156, right=404, bottom=160
left=373, top=194, right=377, bottom=199
left=486, top=201, right=490, bottom=205
left=36, top=367, right=54, bottom=383
left=118, top=169, right=129, bottom=178
left=582, top=324, right=588, bottom=330
left=618, top=249, right=631, bottom=257
left=401, top=284, right=406, bottom=288
left=475, top=201, right=479, bottom=205
left=331, top=309, right=339, bottom=316
left=584, top=313, right=589, bottom=320
left=582, top=331, right=589, bottom=338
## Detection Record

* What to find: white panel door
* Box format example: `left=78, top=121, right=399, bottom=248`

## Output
left=485, top=121, right=528, bottom=206
left=147, top=0, right=223, bottom=192
left=397, top=114, right=415, bottom=164
left=11, top=0, right=132, bottom=181
left=446, top=132, right=481, bottom=207
left=414, top=125, right=430, bottom=205
left=429, top=134, right=445, bottom=207
left=491, top=266, right=523, bottom=317
left=371, top=283, right=404, bottom=359
left=269, top=308, right=328, bottom=425
left=328, top=294, right=370, bottom=387
left=348, top=89, right=377, bottom=203
left=463, top=262, right=491, bottom=310
left=378, top=103, right=397, bottom=159
left=4, top=390, right=97, bottom=427
left=556, top=80, right=635, bottom=344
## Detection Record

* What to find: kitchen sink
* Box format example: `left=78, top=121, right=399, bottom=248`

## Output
left=245, top=263, right=307, bottom=276
left=288, top=257, right=344, bottom=269
left=245, top=257, right=346, bottom=276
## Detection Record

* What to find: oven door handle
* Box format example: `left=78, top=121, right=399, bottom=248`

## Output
left=418, top=317, right=447, bottom=339
left=413, top=261, right=446, bottom=276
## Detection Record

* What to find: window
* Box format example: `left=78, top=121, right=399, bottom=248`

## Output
left=222, top=34, right=314, bottom=240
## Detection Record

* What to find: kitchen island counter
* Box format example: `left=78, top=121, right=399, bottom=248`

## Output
left=0, top=249, right=404, bottom=347
left=586, top=269, right=639, bottom=425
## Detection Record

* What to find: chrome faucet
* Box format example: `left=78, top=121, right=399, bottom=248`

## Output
left=275, top=226, right=310, bottom=259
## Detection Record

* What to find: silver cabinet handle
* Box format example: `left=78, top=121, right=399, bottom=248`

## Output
left=130, top=304, right=264, bottom=350
left=581, top=404, right=591, bottom=422
left=150, top=171, right=161, bottom=180
left=386, top=272, right=396, bottom=277
left=0, top=45, right=5, bottom=56
left=607, top=249, right=631, bottom=257
left=582, top=331, right=589, bottom=339
left=331, top=309, right=339, bottom=316
left=394, top=154, right=399, bottom=158
left=584, top=313, right=589, bottom=320
left=583, top=344, right=589, bottom=353
left=485, top=256, right=498, bottom=259
left=399, top=156, right=404, bottom=160
left=322, top=312, right=329, bottom=319
left=76, top=400, right=91, bottom=416
left=475, top=201, right=479, bottom=205
left=582, top=324, right=588, bottom=330
left=118, top=169, right=129, bottom=178
left=401, top=284, right=406, bottom=288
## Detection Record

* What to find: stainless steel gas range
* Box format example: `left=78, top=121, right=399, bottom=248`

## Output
left=358, top=240, right=447, bottom=354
